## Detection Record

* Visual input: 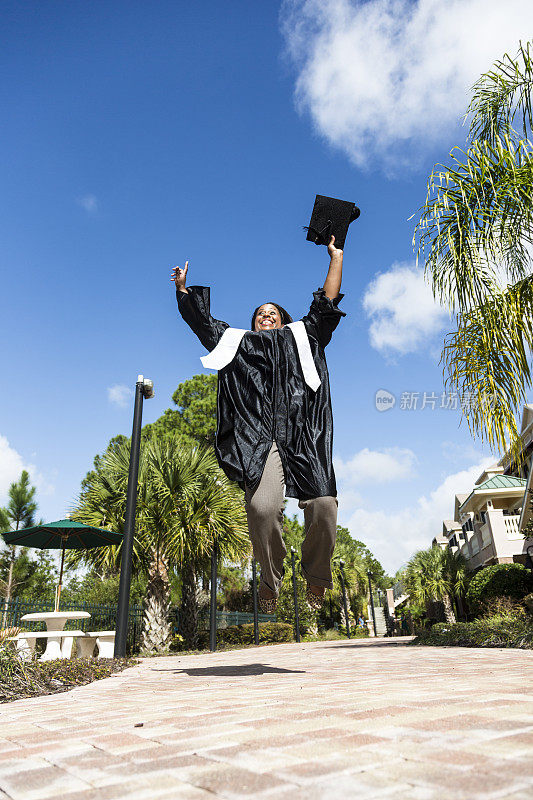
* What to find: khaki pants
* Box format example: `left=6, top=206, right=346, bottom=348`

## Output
left=244, top=442, right=338, bottom=598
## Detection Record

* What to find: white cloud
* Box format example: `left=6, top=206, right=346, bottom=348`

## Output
left=281, top=0, right=533, bottom=168
left=441, top=440, right=487, bottom=466
left=107, top=384, right=133, bottom=408
left=77, top=194, right=98, bottom=214
left=340, top=457, right=494, bottom=573
left=0, top=435, right=53, bottom=509
left=334, top=446, right=417, bottom=484
left=362, top=262, right=449, bottom=354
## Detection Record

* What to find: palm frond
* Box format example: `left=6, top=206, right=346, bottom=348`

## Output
left=441, top=275, right=533, bottom=457
left=415, top=137, right=533, bottom=313
left=70, top=433, right=250, bottom=577
left=468, top=41, right=533, bottom=145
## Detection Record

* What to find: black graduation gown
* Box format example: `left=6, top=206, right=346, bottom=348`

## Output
left=177, top=286, right=346, bottom=500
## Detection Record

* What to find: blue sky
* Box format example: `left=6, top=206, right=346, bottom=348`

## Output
left=1, top=0, right=532, bottom=573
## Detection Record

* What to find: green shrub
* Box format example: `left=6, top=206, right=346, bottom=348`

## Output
left=310, top=628, right=345, bottom=641
left=413, top=611, right=533, bottom=649
left=169, top=633, right=185, bottom=652
left=466, top=563, right=533, bottom=614
left=303, top=627, right=369, bottom=642
left=523, top=593, right=533, bottom=615
left=184, top=621, right=294, bottom=651
left=219, top=621, right=293, bottom=646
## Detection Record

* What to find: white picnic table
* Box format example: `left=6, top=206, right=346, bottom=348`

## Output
left=18, top=611, right=91, bottom=661
left=15, top=611, right=117, bottom=660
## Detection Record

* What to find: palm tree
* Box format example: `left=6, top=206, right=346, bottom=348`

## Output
left=70, top=434, right=250, bottom=651
left=328, top=552, right=368, bottom=630
left=144, top=436, right=249, bottom=648
left=404, top=547, right=467, bottom=624
left=414, top=41, right=533, bottom=461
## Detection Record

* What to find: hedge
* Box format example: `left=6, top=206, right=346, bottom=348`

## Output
left=219, top=621, right=294, bottom=645
left=186, top=621, right=294, bottom=650
left=466, top=563, right=533, bottom=614
left=413, top=616, right=533, bottom=650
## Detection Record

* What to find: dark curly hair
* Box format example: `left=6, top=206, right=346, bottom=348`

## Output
left=251, top=302, right=293, bottom=330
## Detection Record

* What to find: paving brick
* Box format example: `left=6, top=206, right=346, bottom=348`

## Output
left=190, top=762, right=290, bottom=796
left=81, top=732, right=161, bottom=754
left=0, top=764, right=91, bottom=800
left=397, top=758, right=530, bottom=798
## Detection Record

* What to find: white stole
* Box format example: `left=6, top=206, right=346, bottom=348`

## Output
left=200, top=321, right=321, bottom=392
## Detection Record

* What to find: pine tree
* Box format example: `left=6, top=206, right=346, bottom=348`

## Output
left=1, top=471, right=38, bottom=627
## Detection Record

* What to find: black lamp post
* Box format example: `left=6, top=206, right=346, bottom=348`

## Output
left=367, top=570, right=378, bottom=637
left=526, top=544, right=533, bottom=573
left=252, top=559, right=259, bottom=645
left=114, top=375, right=154, bottom=658
left=290, top=547, right=301, bottom=643
left=339, top=560, right=351, bottom=638
left=209, top=538, right=218, bottom=652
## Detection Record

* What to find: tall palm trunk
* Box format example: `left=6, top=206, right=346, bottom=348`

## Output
left=442, top=594, right=456, bottom=624
left=141, top=548, right=172, bottom=653
left=180, top=561, right=199, bottom=649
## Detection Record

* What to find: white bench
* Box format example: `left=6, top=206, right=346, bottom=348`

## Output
left=76, top=631, right=116, bottom=659
left=12, top=630, right=86, bottom=661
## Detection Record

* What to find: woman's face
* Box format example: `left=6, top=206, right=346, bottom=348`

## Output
left=254, top=303, right=283, bottom=331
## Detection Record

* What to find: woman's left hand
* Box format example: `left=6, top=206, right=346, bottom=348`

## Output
left=327, top=235, right=343, bottom=258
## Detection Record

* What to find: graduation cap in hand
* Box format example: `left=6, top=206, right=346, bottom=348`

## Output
left=305, top=195, right=360, bottom=251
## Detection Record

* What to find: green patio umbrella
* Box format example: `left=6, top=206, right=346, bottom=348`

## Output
left=1, top=519, right=123, bottom=611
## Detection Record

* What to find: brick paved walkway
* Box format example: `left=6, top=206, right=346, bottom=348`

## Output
left=1, top=638, right=532, bottom=800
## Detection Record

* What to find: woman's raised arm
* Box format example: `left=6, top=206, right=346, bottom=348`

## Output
left=171, top=260, right=189, bottom=293
left=172, top=261, right=229, bottom=351
left=322, top=236, right=343, bottom=300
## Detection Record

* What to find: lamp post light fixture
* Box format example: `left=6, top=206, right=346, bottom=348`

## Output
left=290, top=547, right=301, bottom=643
left=339, top=560, right=351, bottom=638
left=526, top=544, right=533, bottom=573
left=367, top=570, right=378, bottom=637
left=114, top=375, right=154, bottom=658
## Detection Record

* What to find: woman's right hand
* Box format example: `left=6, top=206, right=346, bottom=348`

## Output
left=171, top=260, right=188, bottom=292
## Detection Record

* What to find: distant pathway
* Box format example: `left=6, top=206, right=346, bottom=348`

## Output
left=1, top=638, right=532, bottom=800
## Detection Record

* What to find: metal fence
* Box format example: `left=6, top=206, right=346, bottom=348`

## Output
left=392, top=580, right=406, bottom=602
left=198, top=610, right=276, bottom=629
left=0, top=600, right=275, bottom=653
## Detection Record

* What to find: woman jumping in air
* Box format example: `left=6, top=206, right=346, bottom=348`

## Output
left=172, top=236, right=344, bottom=613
